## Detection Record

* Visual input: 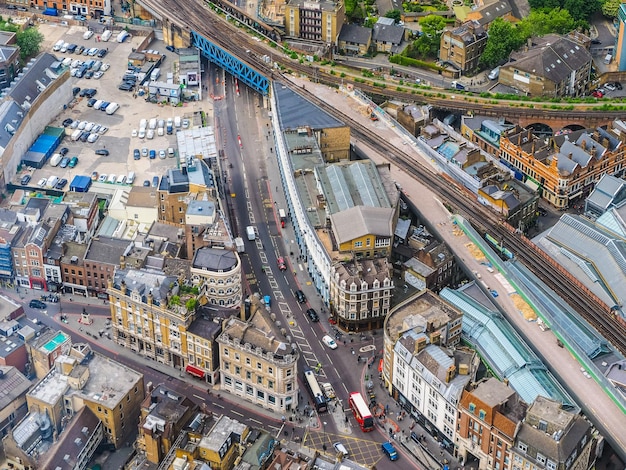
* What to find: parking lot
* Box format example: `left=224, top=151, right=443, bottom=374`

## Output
left=20, top=23, right=210, bottom=190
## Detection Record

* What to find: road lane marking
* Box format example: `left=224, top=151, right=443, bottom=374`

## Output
left=249, top=418, right=262, bottom=425
left=213, top=403, right=225, bottom=409
left=231, top=410, right=244, bottom=417
left=193, top=394, right=205, bottom=401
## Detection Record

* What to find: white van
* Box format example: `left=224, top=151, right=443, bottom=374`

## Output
left=107, top=174, right=117, bottom=184
left=83, top=30, right=94, bottom=40
left=71, top=129, right=82, bottom=141
left=148, top=118, right=157, bottom=129
left=488, top=67, right=500, bottom=80
left=174, top=116, right=181, bottom=128
left=62, top=57, right=73, bottom=67
left=47, top=176, right=59, bottom=189
left=333, top=442, right=349, bottom=458
left=105, top=102, right=119, bottom=115
left=101, top=30, right=112, bottom=42
left=49, top=153, right=62, bottom=167
left=139, top=119, right=147, bottom=131
left=53, top=39, right=64, bottom=51
left=167, top=147, right=175, bottom=157
left=127, top=171, right=136, bottom=184
left=118, top=175, right=127, bottom=185
left=604, top=54, right=613, bottom=65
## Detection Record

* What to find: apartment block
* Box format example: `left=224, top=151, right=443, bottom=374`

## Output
left=500, top=34, right=592, bottom=97
left=190, top=246, right=242, bottom=309
left=440, top=21, right=488, bottom=74
left=0, top=366, right=31, bottom=438
left=137, top=383, right=198, bottom=465
left=511, top=397, right=596, bottom=470
left=284, top=0, right=345, bottom=45
left=390, top=330, right=475, bottom=449
left=23, top=345, right=143, bottom=448
left=28, top=329, right=72, bottom=379
left=499, top=121, right=626, bottom=208
left=185, top=312, right=224, bottom=385
left=456, top=378, right=527, bottom=469
left=218, top=311, right=299, bottom=413
left=108, top=268, right=190, bottom=369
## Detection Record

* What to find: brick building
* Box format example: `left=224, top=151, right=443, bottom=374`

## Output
left=440, top=21, right=488, bottom=74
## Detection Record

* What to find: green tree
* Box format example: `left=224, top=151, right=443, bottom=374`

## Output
left=384, top=9, right=402, bottom=23
left=563, top=0, right=599, bottom=22
left=601, top=0, right=621, bottom=18
left=419, top=15, right=446, bottom=38
left=16, top=27, right=44, bottom=61
left=517, top=8, right=576, bottom=37
left=185, top=298, right=198, bottom=312
left=479, top=18, right=523, bottom=68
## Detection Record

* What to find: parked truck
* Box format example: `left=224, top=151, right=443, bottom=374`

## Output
left=246, top=226, right=256, bottom=241
left=278, top=208, right=287, bottom=228
left=235, top=237, right=245, bottom=253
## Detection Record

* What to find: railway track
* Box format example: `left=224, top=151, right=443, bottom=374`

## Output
left=140, top=0, right=626, bottom=355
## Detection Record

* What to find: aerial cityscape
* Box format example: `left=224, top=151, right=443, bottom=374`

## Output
left=0, top=0, right=624, bottom=469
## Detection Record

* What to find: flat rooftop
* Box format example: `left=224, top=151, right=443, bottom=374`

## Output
left=200, top=415, right=247, bottom=452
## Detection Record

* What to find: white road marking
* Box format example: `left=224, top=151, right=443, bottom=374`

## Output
left=193, top=394, right=205, bottom=401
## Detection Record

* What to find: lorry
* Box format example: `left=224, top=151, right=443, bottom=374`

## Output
left=234, top=237, right=245, bottom=253
left=246, top=226, right=255, bottom=241
left=278, top=208, right=287, bottom=228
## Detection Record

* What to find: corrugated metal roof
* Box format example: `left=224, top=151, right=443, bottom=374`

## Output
left=441, top=287, right=577, bottom=410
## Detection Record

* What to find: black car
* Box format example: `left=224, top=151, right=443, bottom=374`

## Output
left=80, top=131, right=90, bottom=142
left=295, top=290, right=306, bottom=303
left=591, top=39, right=602, bottom=45
left=62, top=118, right=74, bottom=127
left=84, top=88, right=97, bottom=98
left=72, top=87, right=81, bottom=96
left=97, top=49, right=107, bottom=58
left=87, top=98, right=97, bottom=107
left=59, top=147, right=69, bottom=156
left=29, top=299, right=46, bottom=309
left=615, top=82, right=623, bottom=90
left=143, top=180, right=151, bottom=187
left=118, top=83, right=133, bottom=91
left=95, top=149, right=109, bottom=156
left=85, top=70, right=94, bottom=79
left=166, top=45, right=176, bottom=52
left=20, top=175, right=31, bottom=186
left=306, top=308, right=319, bottom=322
left=67, top=44, right=77, bottom=53
left=55, top=178, right=68, bottom=189
left=79, top=89, right=89, bottom=97
left=7, top=4, right=16, bottom=9
left=133, top=149, right=141, bottom=160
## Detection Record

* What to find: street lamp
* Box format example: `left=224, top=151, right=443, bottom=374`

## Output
left=322, top=421, right=327, bottom=451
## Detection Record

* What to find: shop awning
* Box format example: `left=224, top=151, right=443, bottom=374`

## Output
left=185, top=364, right=205, bottom=378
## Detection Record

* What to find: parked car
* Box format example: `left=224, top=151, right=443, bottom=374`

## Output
left=91, top=171, right=98, bottom=181
left=55, top=178, right=68, bottom=189
left=615, top=82, right=623, bottom=90
left=118, top=82, right=133, bottom=91
left=133, top=149, right=141, bottom=160
left=62, top=118, right=74, bottom=127
left=87, top=133, right=99, bottom=143
left=68, top=157, right=79, bottom=168
left=97, top=49, right=108, bottom=58
left=37, top=178, right=47, bottom=187
left=87, top=98, right=97, bottom=107
left=149, top=149, right=156, bottom=159
left=20, top=175, right=31, bottom=185
left=152, top=176, right=159, bottom=187
left=79, top=131, right=90, bottom=142
left=93, top=71, right=104, bottom=79
left=322, top=335, right=338, bottom=349
left=306, top=308, right=319, bottom=322
left=141, top=147, right=148, bottom=157
left=29, top=299, right=47, bottom=309
left=295, top=289, right=306, bottom=303
left=158, top=149, right=166, bottom=159
left=59, top=147, right=69, bottom=156
left=98, top=126, right=108, bottom=135
left=143, top=180, right=151, bottom=187
left=101, top=63, right=110, bottom=71
left=98, top=174, right=107, bottom=183
left=604, top=83, right=616, bottom=91
left=95, top=149, right=109, bottom=156
left=72, top=87, right=81, bottom=96
left=59, top=157, right=70, bottom=168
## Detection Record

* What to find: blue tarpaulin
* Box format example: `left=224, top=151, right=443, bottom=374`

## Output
left=43, top=8, right=58, bottom=16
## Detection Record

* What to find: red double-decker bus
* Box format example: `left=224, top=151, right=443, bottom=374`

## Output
left=349, top=392, right=374, bottom=432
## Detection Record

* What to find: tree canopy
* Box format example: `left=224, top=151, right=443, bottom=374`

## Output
left=601, top=0, right=621, bottom=18
left=528, top=0, right=599, bottom=22
left=16, top=27, right=44, bottom=61
left=384, top=9, right=402, bottom=23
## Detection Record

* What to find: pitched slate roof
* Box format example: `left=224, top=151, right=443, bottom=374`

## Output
left=330, top=205, right=395, bottom=244
left=508, top=35, right=591, bottom=84
left=373, top=23, right=404, bottom=45
left=338, top=24, right=372, bottom=45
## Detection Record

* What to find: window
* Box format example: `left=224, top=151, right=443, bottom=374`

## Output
left=469, top=403, right=476, bottom=412
left=246, top=385, right=253, bottom=396
left=536, top=454, right=546, bottom=464
left=257, top=390, right=265, bottom=400
left=224, top=348, right=229, bottom=356
left=286, top=369, right=292, bottom=377
left=246, top=357, right=251, bottom=365
left=517, top=442, right=527, bottom=453
left=268, top=395, right=276, bottom=404
left=479, top=410, right=486, bottom=420
left=257, top=362, right=262, bottom=370
left=268, top=380, right=274, bottom=389
left=235, top=366, right=241, bottom=375
left=246, top=371, right=251, bottom=380
left=224, top=376, right=232, bottom=386
left=268, top=366, right=273, bottom=375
